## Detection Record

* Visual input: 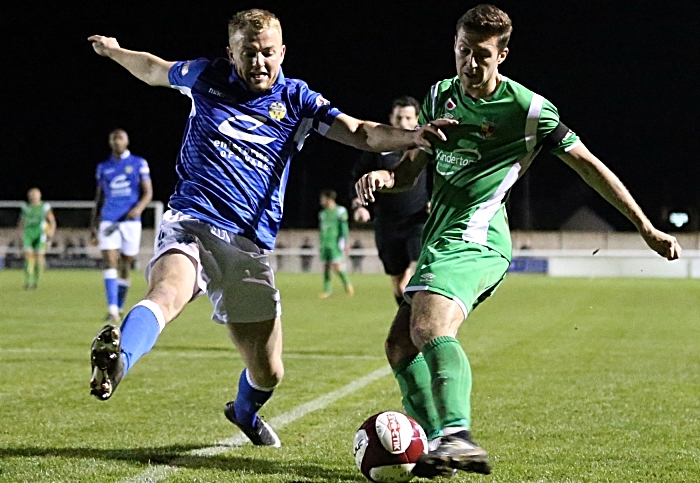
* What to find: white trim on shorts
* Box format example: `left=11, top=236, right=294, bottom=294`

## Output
left=145, top=210, right=208, bottom=299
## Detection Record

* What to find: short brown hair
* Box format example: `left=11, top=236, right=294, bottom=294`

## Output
left=456, top=4, right=512, bottom=51
left=320, top=189, right=337, bottom=201
left=391, top=95, right=420, bottom=113
left=228, top=9, right=282, bottom=41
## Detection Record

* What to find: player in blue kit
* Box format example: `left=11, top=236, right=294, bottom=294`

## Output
left=87, top=9, right=452, bottom=447
left=90, top=128, right=153, bottom=322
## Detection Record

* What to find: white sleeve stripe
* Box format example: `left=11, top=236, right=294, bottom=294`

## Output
left=430, top=83, right=439, bottom=119
left=525, top=94, right=544, bottom=152
left=171, top=85, right=196, bottom=118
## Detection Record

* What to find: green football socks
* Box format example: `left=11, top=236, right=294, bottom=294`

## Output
left=323, top=270, right=332, bottom=293
left=35, top=259, right=45, bottom=286
left=393, top=353, right=442, bottom=439
left=337, top=270, right=351, bottom=291
left=422, top=336, right=472, bottom=430
left=24, top=259, right=35, bottom=288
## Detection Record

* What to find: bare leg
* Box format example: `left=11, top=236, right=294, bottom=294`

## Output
left=390, top=264, right=414, bottom=305
left=224, top=317, right=284, bottom=446
left=143, top=251, right=197, bottom=323
left=226, top=317, right=284, bottom=389
left=90, top=250, right=198, bottom=400
left=23, top=251, right=36, bottom=288
left=408, top=292, right=490, bottom=474
left=331, top=261, right=353, bottom=295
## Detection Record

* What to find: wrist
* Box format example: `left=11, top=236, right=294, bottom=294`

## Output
left=637, top=219, right=654, bottom=235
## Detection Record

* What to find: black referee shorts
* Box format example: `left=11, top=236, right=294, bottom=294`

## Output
left=374, top=223, right=423, bottom=276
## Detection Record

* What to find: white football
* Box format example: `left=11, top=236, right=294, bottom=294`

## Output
left=353, top=411, right=427, bottom=483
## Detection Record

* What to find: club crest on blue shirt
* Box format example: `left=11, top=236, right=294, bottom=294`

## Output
left=268, top=102, right=287, bottom=121
left=124, top=166, right=134, bottom=174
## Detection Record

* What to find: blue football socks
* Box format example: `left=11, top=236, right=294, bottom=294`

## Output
left=233, top=369, right=274, bottom=427
left=119, top=301, right=164, bottom=375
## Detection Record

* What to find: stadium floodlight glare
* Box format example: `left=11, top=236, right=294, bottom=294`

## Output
left=669, top=212, right=689, bottom=228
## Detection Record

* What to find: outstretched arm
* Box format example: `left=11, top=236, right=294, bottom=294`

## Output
left=354, top=149, right=430, bottom=205
left=325, top=114, right=455, bottom=153
left=558, top=143, right=681, bottom=260
left=88, top=35, right=175, bottom=87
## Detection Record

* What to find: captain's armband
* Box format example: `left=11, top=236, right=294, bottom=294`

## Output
left=541, top=122, right=571, bottom=152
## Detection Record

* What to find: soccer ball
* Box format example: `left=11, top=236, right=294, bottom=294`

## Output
left=353, top=411, right=428, bottom=483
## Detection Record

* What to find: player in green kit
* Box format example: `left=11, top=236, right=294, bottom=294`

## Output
left=356, top=4, right=681, bottom=477
left=318, top=190, right=354, bottom=298
left=18, top=187, right=56, bottom=289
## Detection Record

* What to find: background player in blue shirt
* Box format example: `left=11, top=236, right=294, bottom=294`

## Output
left=87, top=8, right=453, bottom=447
left=89, top=129, right=153, bottom=322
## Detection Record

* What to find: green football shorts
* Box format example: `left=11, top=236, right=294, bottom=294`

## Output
left=23, top=232, right=47, bottom=253
left=404, top=238, right=510, bottom=318
left=319, top=245, right=343, bottom=263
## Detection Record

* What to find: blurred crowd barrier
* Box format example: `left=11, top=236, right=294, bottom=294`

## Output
left=1, top=228, right=699, bottom=277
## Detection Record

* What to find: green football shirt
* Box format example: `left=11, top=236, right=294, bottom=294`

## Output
left=418, top=75, right=580, bottom=260
left=21, top=202, right=51, bottom=239
left=319, top=205, right=349, bottom=249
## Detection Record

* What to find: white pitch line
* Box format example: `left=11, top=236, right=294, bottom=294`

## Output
left=122, top=365, right=391, bottom=483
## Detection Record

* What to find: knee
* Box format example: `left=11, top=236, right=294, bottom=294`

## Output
left=252, top=361, right=284, bottom=390
left=409, top=319, right=433, bottom=351
left=269, top=365, right=284, bottom=388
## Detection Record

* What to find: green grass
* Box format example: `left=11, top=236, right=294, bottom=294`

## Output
left=0, top=270, right=699, bottom=482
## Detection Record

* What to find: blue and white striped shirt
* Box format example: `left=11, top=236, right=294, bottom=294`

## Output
left=167, top=58, right=342, bottom=249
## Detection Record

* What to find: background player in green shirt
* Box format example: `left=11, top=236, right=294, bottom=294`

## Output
left=17, top=187, right=56, bottom=289
left=356, top=4, right=681, bottom=478
left=318, top=189, right=354, bottom=298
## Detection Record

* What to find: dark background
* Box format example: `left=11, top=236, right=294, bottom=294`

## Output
left=2, top=1, right=698, bottom=231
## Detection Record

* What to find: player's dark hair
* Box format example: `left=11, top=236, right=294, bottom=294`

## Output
left=391, top=96, right=420, bottom=113
left=229, top=9, right=282, bottom=42
left=109, top=128, right=128, bottom=136
left=457, top=4, right=513, bottom=51
left=320, top=189, right=337, bottom=200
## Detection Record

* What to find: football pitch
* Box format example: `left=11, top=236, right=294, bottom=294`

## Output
left=1, top=270, right=698, bottom=482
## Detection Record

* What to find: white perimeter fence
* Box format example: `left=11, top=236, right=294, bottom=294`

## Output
left=1, top=200, right=699, bottom=278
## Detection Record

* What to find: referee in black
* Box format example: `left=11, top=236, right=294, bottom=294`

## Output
left=351, top=96, right=431, bottom=306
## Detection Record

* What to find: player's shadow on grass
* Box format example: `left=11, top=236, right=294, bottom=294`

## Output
left=0, top=446, right=366, bottom=481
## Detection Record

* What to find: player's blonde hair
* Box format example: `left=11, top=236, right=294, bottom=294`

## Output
left=228, top=9, right=282, bottom=41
